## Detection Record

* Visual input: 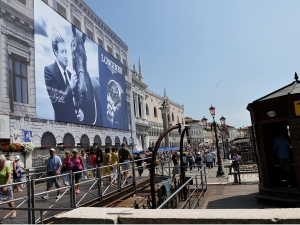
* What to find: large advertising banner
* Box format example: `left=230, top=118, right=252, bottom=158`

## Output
left=34, top=0, right=128, bottom=130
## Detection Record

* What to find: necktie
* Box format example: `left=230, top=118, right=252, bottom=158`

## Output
left=63, top=71, right=67, bottom=85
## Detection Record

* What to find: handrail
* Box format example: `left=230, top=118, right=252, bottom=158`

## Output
left=157, top=165, right=206, bottom=209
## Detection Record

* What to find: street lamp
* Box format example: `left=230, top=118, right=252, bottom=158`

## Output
left=202, top=105, right=225, bottom=177
left=219, top=115, right=227, bottom=160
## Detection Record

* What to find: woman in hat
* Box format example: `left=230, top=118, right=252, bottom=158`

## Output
left=12, top=155, right=25, bottom=192
left=70, top=149, right=84, bottom=194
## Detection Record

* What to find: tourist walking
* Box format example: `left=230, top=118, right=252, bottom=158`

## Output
left=118, top=142, right=132, bottom=182
left=61, top=151, right=72, bottom=186
left=111, top=147, right=118, bottom=184
left=172, top=152, right=180, bottom=178
left=102, top=147, right=113, bottom=186
left=209, top=150, right=216, bottom=167
left=81, top=149, right=88, bottom=179
left=204, top=151, right=213, bottom=169
left=0, top=154, right=16, bottom=219
left=12, top=155, right=25, bottom=192
left=96, top=149, right=103, bottom=168
left=229, top=151, right=242, bottom=183
left=195, top=152, right=202, bottom=170
left=144, top=147, right=153, bottom=175
left=135, top=154, right=144, bottom=177
left=42, top=148, right=62, bottom=200
left=89, top=151, right=97, bottom=177
left=70, top=149, right=84, bottom=194
left=188, top=152, right=194, bottom=171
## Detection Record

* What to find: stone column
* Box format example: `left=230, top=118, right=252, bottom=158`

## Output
left=159, top=106, right=169, bottom=147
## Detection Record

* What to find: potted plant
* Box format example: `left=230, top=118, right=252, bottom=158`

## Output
left=20, top=142, right=35, bottom=154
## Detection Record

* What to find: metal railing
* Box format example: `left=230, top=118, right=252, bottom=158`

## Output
left=0, top=157, right=210, bottom=223
left=204, top=161, right=259, bottom=184
left=0, top=157, right=152, bottom=224
left=157, top=165, right=207, bottom=209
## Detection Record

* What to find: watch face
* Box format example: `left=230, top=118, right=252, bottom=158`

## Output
left=108, top=80, right=121, bottom=107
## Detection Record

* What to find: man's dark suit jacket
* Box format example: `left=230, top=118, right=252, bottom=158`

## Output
left=44, top=62, right=77, bottom=123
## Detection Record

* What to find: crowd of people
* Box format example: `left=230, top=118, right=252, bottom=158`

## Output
left=0, top=142, right=133, bottom=219
left=0, top=141, right=243, bottom=219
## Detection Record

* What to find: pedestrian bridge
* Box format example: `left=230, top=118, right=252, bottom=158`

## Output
left=0, top=158, right=258, bottom=224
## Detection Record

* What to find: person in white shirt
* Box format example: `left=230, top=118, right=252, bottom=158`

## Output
left=204, top=151, right=213, bottom=169
left=229, top=151, right=242, bottom=173
left=209, top=151, right=216, bottom=167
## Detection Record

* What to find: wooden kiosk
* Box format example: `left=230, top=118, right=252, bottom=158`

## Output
left=247, top=74, right=300, bottom=207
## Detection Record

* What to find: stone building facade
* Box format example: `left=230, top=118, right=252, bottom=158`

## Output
left=131, top=60, right=150, bottom=150
left=0, top=0, right=135, bottom=160
left=131, top=60, right=186, bottom=149
left=145, top=89, right=186, bottom=148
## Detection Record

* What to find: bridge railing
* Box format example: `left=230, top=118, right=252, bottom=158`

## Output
left=157, top=165, right=207, bottom=209
left=0, top=156, right=153, bottom=224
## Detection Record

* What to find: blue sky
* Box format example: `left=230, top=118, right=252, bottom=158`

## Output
left=85, top=0, right=300, bottom=128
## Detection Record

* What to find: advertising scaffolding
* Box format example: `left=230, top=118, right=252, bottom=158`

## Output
left=34, top=0, right=128, bottom=130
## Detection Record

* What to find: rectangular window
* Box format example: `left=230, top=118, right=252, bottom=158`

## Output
left=13, top=59, right=28, bottom=104
left=98, top=38, right=103, bottom=48
left=57, top=2, right=67, bottom=19
left=87, top=28, right=93, bottom=40
left=73, top=17, right=81, bottom=30
left=116, top=53, right=120, bottom=61
left=18, top=0, right=26, bottom=5
left=107, top=45, right=112, bottom=55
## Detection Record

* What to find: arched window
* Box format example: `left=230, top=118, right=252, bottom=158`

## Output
left=172, top=113, right=174, bottom=121
left=154, top=107, right=157, bottom=117
left=138, top=96, right=142, bottom=117
left=105, top=136, right=112, bottom=145
left=146, top=104, right=149, bottom=116
left=94, top=135, right=102, bottom=147
left=41, top=132, right=56, bottom=148
left=63, top=133, right=75, bottom=147
left=123, top=137, right=128, bottom=145
left=133, top=95, right=137, bottom=116
left=80, top=134, right=90, bottom=147
left=115, top=136, right=120, bottom=146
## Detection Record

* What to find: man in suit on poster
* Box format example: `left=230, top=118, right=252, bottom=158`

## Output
left=44, top=30, right=83, bottom=123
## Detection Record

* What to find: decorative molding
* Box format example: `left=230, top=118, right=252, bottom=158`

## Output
left=95, top=27, right=103, bottom=37
left=84, top=16, right=93, bottom=29
left=105, top=35, right=112, bottom=46
left=71, top=4, right=82, bottom=18
left=114, top=44, right=120, bottom=52
left=58, top=0, right=69, bottom=7
left=7, top=40, right=30, bottom=61
left=121, top=50, right=127, bottom=57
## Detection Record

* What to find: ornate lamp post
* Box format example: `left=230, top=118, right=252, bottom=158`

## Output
left=201, top=106, right=225, bottom=177
left=219, top=115, right=227, bottom=160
